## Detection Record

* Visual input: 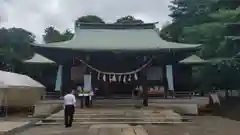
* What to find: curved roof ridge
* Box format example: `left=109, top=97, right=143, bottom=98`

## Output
left=32, top=24, right=201, bottom=51
left=76, top=22, right=159, bottom=29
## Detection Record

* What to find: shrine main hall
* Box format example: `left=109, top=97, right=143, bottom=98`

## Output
left=30, top=22, right=202, bottom=105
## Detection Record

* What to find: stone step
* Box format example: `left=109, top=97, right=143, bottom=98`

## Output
left=51, top=114, right=180, bottom=118
left=87, top=124, right=148, bottom=135
left=47, top=115, right=180, bottom=120
left=36, top=121, right=188, bottom=126
left=43, top=118, right=182, bottom=123
left=50, top=109, right=176, bottom=115
left=91, top=104, right=144, bottom=108
left=41, top=116, right=190, bottom=124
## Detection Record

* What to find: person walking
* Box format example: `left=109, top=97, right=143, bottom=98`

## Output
left=63, top=90, right=76, bottom=128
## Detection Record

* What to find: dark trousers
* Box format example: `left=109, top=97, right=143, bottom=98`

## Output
left=64, top=105, right=75, bottom=127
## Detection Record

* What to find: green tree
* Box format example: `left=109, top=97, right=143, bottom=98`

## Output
left=43, top=26, right=62, bottom=43
left=43, top=27, right=74, bottom=43
left=0, top=28, right=35, bottom=71
left=162, top=0, right=218, bottom=42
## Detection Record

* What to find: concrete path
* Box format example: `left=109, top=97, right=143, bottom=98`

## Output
left=17, top=116, right=240, bottom=135
left=0, top=121, right=29, bottom=134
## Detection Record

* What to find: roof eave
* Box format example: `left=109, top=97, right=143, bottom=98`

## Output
left=23, top=52, right=56, bottom=64
left=31, top=43, right=201, bottom=52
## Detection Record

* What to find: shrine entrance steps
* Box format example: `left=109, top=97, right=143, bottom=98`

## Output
left=87, top=124, right=149, bottom=135
left=37, top=107, right=189, bottom=125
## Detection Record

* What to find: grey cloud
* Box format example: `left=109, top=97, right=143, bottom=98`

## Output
left=0, top=0, right=172, bottom=43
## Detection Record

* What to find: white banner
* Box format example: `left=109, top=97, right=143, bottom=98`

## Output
left=83, top=74, right=92, bottom=91
left=166, top=65, right=174, bottom=91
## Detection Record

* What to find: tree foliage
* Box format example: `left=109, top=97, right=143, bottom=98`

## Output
left=43, top=26, right=73, bottom=43
left=0, top=27, right=35, bottom=71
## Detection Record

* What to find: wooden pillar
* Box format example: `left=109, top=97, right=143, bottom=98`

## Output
left=162, top=65, right=168, bottom=98
left=84, top=66, right=92, bottom=107
left=61, top=65, right=71, bottom=96
left=140, top=70, right=148, bottom=107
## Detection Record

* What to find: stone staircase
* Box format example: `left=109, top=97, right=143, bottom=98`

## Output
left=87, top=124, right=149, bottom=135
left=37, top=107, right=187, bottom=125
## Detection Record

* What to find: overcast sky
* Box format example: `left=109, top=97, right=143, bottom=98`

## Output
left=0, top=0, right=172, bottom=43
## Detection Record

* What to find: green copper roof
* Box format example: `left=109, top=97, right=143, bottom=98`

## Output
left=180, top=55, right=208, bottom=64
left=24, top=53, right=55, bottom=64
left=33, top=23, right=201, bottom=51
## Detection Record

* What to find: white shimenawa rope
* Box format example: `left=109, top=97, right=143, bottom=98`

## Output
left=75, top=57, right=153, bottom=75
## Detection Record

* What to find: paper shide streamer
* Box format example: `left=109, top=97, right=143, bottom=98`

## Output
left=75, top=56, right=154, bottom=83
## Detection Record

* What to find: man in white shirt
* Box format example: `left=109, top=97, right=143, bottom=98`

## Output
left=64, top=90, right=76, bottom=128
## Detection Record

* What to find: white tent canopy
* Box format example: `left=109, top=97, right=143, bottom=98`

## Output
left=0, top=70, right=45, bottom=88
left=0, top=82, right=9, bottom=88
left=0, top=70, right=45, bottom=107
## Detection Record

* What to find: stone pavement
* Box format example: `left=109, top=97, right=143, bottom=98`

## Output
left=144, top=116, right=240, bottom=135
left=16, top=124, right=149, bottom=135
left=17, top=116, right=240, bottom=135
left=16, top=125, right=89, bottom=135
